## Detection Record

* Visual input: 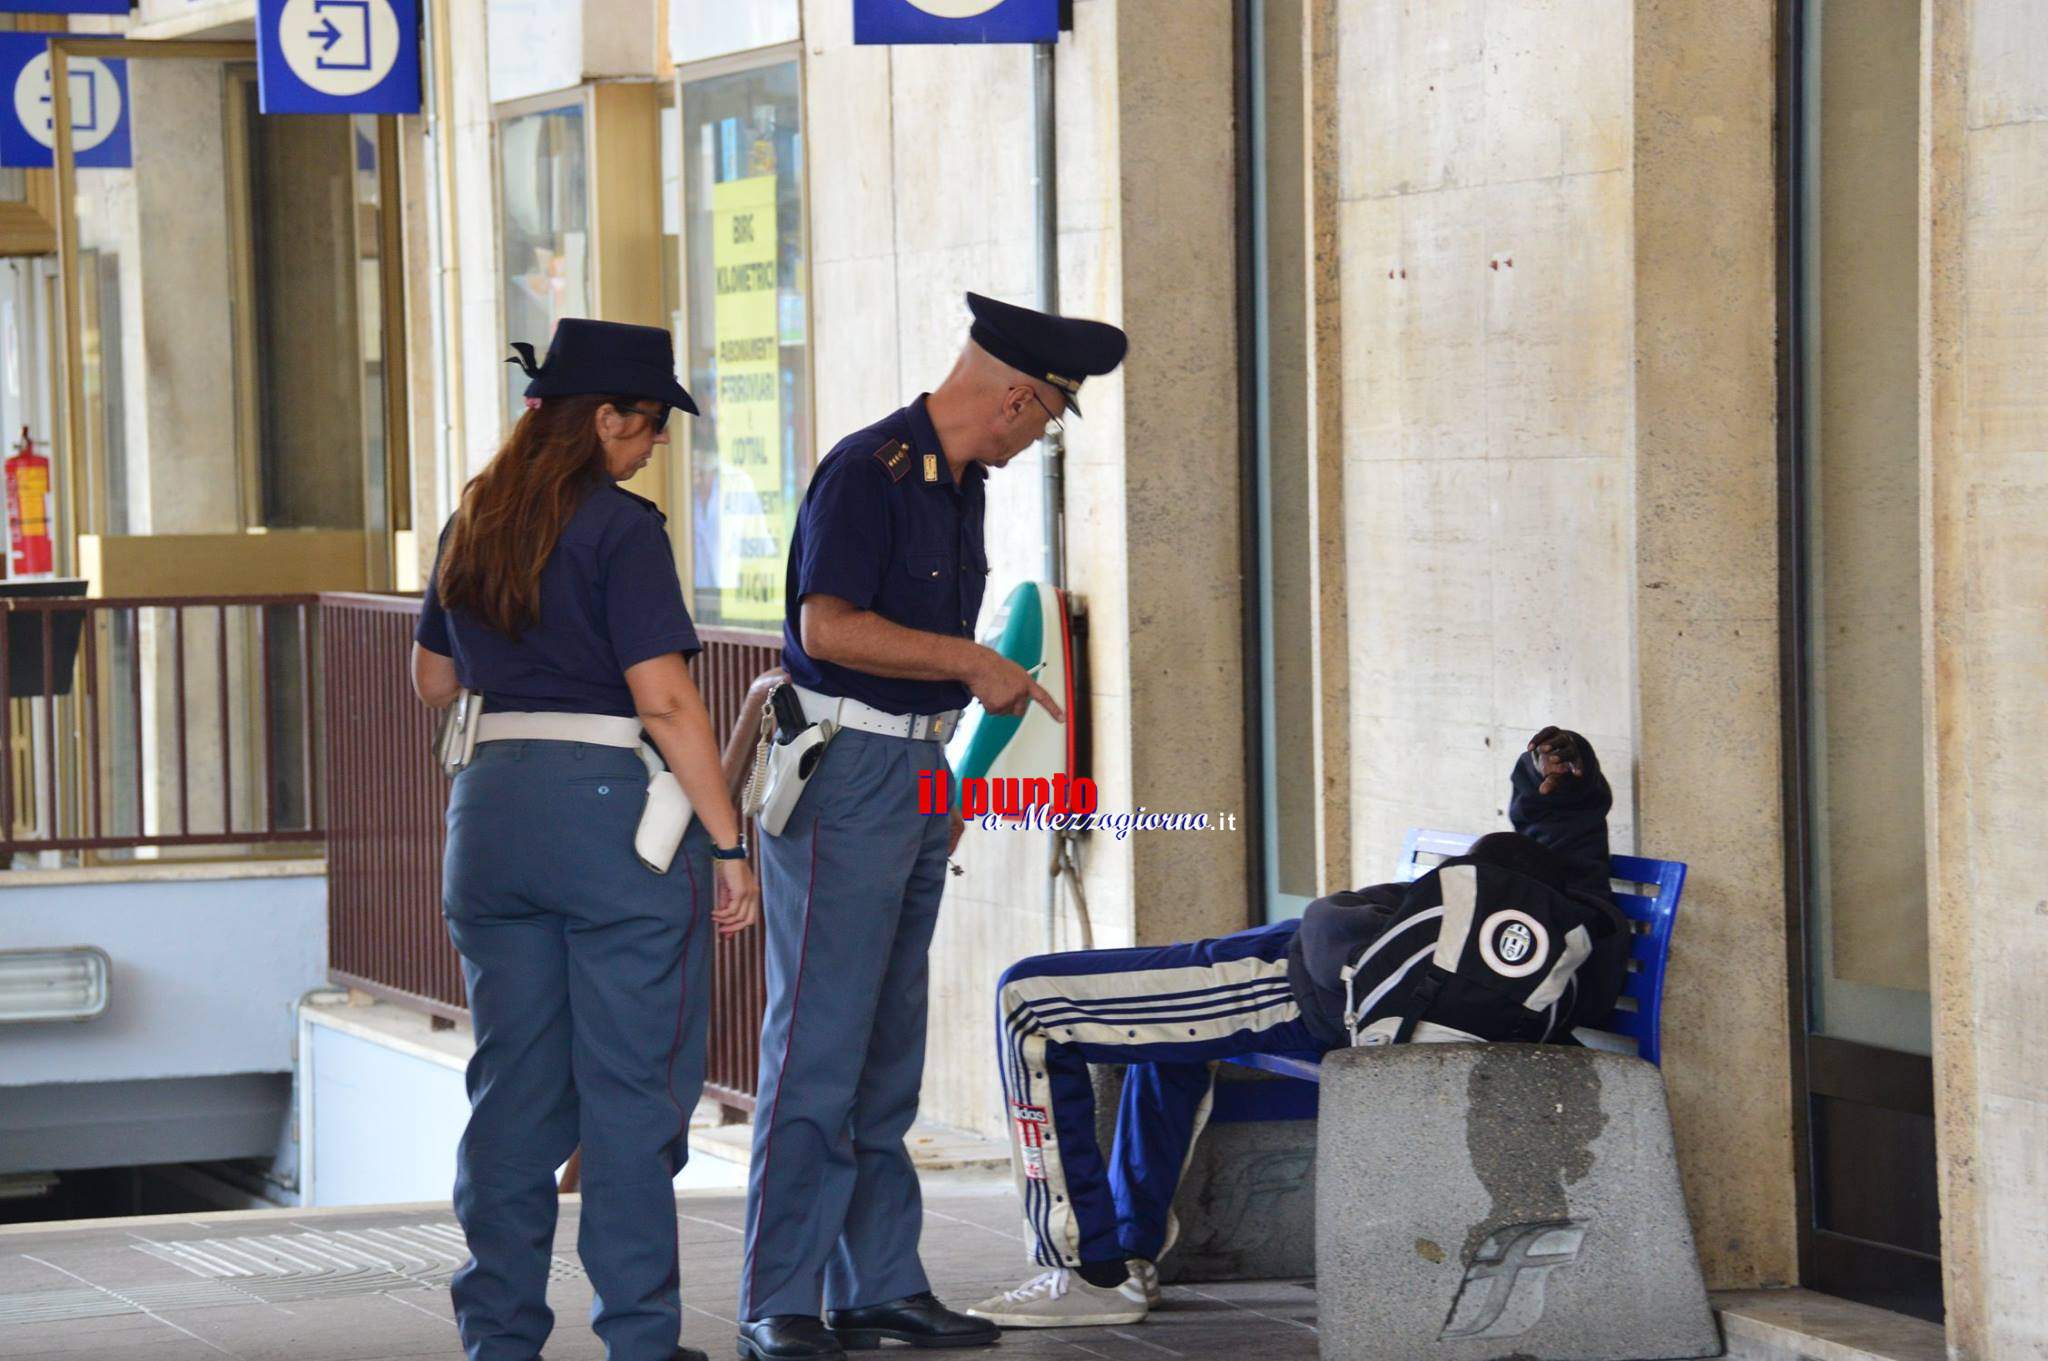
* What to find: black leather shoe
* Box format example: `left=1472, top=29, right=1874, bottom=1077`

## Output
left=678, top=1350, right=711, bottom=1361
left=739, top=1316, right=847, bottom=1361
left=826, top=1293, right=1000, bottom=1350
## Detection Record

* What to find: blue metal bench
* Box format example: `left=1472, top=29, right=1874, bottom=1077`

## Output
left=1211, top=829, right=1688, bottom=1122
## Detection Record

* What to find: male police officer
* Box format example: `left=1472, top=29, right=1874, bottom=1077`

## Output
left=738, top=294, right=1129, bottom=1361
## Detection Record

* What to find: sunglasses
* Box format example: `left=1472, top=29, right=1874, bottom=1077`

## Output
left=617, top=402, right=670, bottom=433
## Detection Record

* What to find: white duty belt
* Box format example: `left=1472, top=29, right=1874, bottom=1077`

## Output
left=470, top=710, right=693, bottom=874
left=475, top=711, right=643, bottom=748
left=792, top=685, right=961, bottom=743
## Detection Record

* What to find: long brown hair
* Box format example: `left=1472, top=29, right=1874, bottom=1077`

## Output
left=434, top=393, right=642, bottom=636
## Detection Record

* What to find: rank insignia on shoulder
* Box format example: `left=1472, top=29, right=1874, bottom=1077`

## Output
left=923, top=453, right=939, bottom=483
left=873, top=440, right=912, bottom=482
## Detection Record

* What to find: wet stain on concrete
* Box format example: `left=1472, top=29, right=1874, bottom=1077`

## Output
left=1460, top=1046, right=1608, bottom=1265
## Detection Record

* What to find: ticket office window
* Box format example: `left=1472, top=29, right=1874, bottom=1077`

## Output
left=678, top=56, right=808, bottom=632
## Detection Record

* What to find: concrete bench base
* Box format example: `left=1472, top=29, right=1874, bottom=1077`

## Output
left=1316, top=1044, right=1720, bottom=1361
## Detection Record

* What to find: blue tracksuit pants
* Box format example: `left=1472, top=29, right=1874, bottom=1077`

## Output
left=441, top=739, right=715, bottom=1361
left=995, top=919, right=1328, bottom=1268
left=740, top=729, right=951, bottom=1320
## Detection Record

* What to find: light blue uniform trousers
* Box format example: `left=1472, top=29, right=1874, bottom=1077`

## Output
left=740, top=728, right=951, bottom=1320
left=442, top=739, right=714, bottom=1361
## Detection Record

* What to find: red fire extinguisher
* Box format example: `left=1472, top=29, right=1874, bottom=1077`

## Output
left=5, top=426, right=54, bottom=577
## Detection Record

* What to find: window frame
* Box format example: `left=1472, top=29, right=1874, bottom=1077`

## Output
left=669, top=40, right=814, bottom=639
left=490, top=84, right=596, bottom=429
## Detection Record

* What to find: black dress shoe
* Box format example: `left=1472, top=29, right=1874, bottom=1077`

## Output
left=678, top=1350, right=711, bottom=1361
left=826, top=1293, right=1000, bottom=1350
left=739, top=1315, right=847, bottom=1361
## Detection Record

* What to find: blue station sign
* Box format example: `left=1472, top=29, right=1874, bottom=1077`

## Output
left=0, top=33, right=129, bottom=169
left=256, top=0, right=422, bottom=115
left=854, top=0, right=1060, bottom=45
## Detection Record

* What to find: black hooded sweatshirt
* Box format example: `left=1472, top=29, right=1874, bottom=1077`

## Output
left=1284, top=736, right=1625, bottom=1049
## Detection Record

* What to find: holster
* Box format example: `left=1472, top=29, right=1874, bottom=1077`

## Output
left=437, top=690, right=483, bottom=777
left=750, top=683, right=834, bottom=838
left=634, top=743, right=694, bottom=874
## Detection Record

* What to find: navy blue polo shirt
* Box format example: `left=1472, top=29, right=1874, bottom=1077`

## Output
left=416, top=483, right=701, bottom=718
left=782, top=394, right=988, bottom=715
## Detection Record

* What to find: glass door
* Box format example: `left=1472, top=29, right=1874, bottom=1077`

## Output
left=1786, top=0, right=1941, bottom=1321
left=54, top=37, right=406, bottom=588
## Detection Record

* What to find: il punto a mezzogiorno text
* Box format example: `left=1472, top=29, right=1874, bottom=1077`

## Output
left=917, top=770, right=1238, bottom=839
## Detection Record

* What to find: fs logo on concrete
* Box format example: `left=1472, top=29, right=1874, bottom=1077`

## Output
left=1438, top=1220, right=1586, bottom=1340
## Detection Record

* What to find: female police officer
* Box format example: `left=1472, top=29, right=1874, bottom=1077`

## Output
left=411, top=318, right=759, bottom=1361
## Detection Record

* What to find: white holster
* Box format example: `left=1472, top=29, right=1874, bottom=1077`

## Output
left=472, top=711, right=695, bottom=874
left=754, top=721, right=833, bottom=837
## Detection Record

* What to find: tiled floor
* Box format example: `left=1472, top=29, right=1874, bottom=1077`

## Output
left=0, top=1178, right=1319, bottom=1361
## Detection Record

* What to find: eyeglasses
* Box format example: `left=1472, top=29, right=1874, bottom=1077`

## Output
left=1028, top=389, right=1066, bottom=437
left=619, top=403, right=669, bottom=433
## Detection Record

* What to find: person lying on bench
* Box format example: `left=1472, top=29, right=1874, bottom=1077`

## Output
left=965, top=727, right=1629, bottom=1328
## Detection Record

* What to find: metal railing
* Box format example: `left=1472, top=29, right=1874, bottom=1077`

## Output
left=320, top=593, right=463, bottom=1018
left=1, top=594, right=323, bottom=859
left=319, top=591, right=782, bottom=1112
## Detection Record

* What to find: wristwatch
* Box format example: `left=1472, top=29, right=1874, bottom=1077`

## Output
left=710, top=839, right=749, bottom=861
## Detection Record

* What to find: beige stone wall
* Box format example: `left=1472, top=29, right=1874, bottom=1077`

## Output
left=1924, top=1, right=2048, bottom=1354
left=1332, top=0, right=1638, bottom=883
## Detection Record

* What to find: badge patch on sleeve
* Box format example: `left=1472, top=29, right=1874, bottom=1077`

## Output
left=872, top=440, right=912, bottom=482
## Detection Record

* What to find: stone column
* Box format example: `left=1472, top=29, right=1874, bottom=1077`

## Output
left=1632, top=0, right=1798, bottom=1289
left=1922, top=1, right=2048, bottom=1354
left=1114, top=0, right=1248, bottom=945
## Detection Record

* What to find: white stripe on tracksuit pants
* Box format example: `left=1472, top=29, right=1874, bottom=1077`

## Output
left=993, top=919, right=1328, bottom=1269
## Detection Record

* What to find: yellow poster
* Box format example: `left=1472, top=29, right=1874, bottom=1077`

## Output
left=710, top=174, right=782, bottom=625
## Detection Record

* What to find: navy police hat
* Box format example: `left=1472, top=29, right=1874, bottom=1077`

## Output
left=966, top=292, right=1127, bottom=417
left=507, top=318, right=699, bottom=415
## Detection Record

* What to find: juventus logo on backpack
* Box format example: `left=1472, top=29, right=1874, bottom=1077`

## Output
left=1338, top=861, right=1598, bottom=1047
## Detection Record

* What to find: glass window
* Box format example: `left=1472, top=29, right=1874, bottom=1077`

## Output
left=681, top=60, right=807, bottom=631
left=1247, top=0, right=1317, bottom=922
left=499, top=103, right=590, bottom=420
left=1798, top=0, right=1930, bottom=1058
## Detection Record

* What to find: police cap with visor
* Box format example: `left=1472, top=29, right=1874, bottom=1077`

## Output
left=966, top=291, right=1127, bottom=417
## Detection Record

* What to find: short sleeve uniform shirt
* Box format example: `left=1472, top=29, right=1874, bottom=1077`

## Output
left=780, top=394, right=988, bottom=715
left=417, top=483, right=700, bottom=718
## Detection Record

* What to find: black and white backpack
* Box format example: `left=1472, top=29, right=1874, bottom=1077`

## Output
left=1340, top=859, right=1603, bottom=1047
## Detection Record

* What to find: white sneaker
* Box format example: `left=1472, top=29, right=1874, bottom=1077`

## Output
left=1120, top=1209, right=1178, bottom=1307
left=966, top=1268, right=1148, bottom=1328
left=1119, top=1258, right=1161, bottom=1308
